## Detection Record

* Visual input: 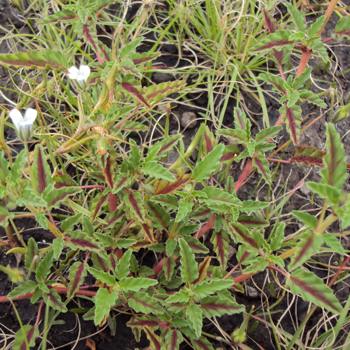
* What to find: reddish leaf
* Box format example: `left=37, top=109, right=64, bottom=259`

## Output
left=194, top=256, right=211, bottom=284
left=144, top=328, right=161, bottom=350
left=122, top=82, right=150, bottom=107
left=196, top=214, right=216, bottom=239
left=103, top=156, right=114, bottom=188
left=263, top=9, right=275, bottom=33
left=68, top=261, right=86, bottom=298
left=213, top=232, right=226, bottom=268
left=155, top=175, right=189, bottom=195
left=108, top=193, right=118, bottom=212
left=230, top=224, right=258, bottom=249
left=257, top=39, right=292, bottom=50
left=67, top=238, right=99, bottom=250
left=20, top=326, right=36, bottom=350
left=235, top=159, right=253, bottom=192
left=286, top=108, right=298, bottom=145
left=220, top=152, right=236, bottom=161
left=128, top=191, right=143, bottom=221
left=204, top=132, right=213, bottom=152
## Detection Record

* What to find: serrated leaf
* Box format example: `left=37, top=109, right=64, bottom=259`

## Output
left=289, top=231, right=323, bottom=270
left=8, top=280, right=37, bottom=298
left=0, top=50, right=67, bottom=69
left=186, top=304, right=203, bottom=339
left=307, top=181, right=340, bottom=204
left=89, top=266, right=115, bottom=286
left=175, top=197, right=193, bottom=222
left=287, top=268, right=342, bottom=314
left=115, top=250, right=132, bottom=280
left=179, top=238, right=198, bottom=284
left=201, top=294, right=244, bottom=317
left=52, top=238, right=64, bottom=260
left=321, top=123, right=347, bottom=189
left=119, top=277, right=157, bottom=292
left=292, top=211, right=317, bottom=229
left=128, top=292, right=162, bottom=314
left=192, top=144, right=225, bottom=181
left=143, top=161, right=175, bottom=181
left=44, top=186, right=80, bottom=208
left=287, top=4, right=306, bottom=31
left=166, top=289, right=190, bottom=303
left=193, top=279, right=232, bottom=299
left=323, top=233, right=345, bottom=254
left=35, top=250, right=54, bottom=282
left=68, top=261, right=87, bottom=298
left=94, top=288, right=118, bottom=325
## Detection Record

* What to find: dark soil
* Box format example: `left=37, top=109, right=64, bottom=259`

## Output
left=1, top=1, right=350, bottom=349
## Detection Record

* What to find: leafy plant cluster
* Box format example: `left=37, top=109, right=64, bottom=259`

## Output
left=0, top=1, right=350, bottom=349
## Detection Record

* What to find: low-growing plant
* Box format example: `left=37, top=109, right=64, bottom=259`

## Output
left=0, top=1, right=350, bottom=350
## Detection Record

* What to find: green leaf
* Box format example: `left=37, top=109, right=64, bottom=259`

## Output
left=127, top=291, right=162, bottom=314
left=240, top=200, right=269, bottom=213
left=193, top=279, right=233, bottom=299
left=201, top=294, right=244, bottom=317
left=292, top=211, right=317, bottom=229
left=119, top=277, right=157, bottom=292
left=0, top=50, right=67, bottom=69
left=143, top=161, right=176, bottom=181
left=8, top=280, right=37, bottom=298
left=179, top=238, right=199, bottom=284
left=307, top=181, right=341, bottom=204
left=186, top=304, right=203, bottom=339
left=88, top=266, right=115, bottom=286
left=269, top=222, right=285, bottom=251
left=52, top=238, right=64, bottom=260
left=323, top=233, right=345, bottom=255
left=287, top=4, right=306, bottom=31
left=175, top=197, right=193, bottom=222
left=255, top=126, right=281, bottom=142
left=44, top=186, right=80, bottom=208
left=287, top=268, right=342, bottom=314
left=166, top=289, right=191, bottom=303
left=200, top=186, right=238, bottom=212
left=25, top=237, right=38, bottom=271
left=115, top=250, right=132, bottom=280
left=321, top=123, right=347, bottom=189
left=35, top=250, right=54, bottom=282
left=192, top=144, right=225, bottom=182
left=335, top=16, right=350, bottom=33
left=94, top=288, right=118, bottom=325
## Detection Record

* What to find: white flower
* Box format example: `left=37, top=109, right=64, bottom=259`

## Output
left=67, top=64, right=91, bottom=82
left=9, top=108, right=37, bottom=142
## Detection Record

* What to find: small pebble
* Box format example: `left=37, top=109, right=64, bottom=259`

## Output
left=180, top=111, right=197, bottom=129
left=246, top=285, right=259, bottom=298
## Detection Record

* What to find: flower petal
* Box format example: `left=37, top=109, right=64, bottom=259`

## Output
left=79, top=65, right=91, bottom=81
left=23, top=108, right=37, bottom=124
left=9, top=109, right=24, bottom=130
left=67, top=66, right=80, bottom=80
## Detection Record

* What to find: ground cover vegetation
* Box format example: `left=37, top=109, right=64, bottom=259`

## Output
left=0, top=0, right=350, bottom=349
